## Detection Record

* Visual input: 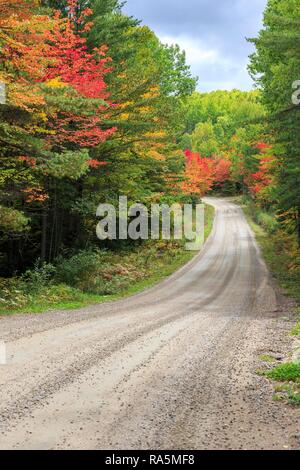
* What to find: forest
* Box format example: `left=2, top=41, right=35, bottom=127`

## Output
left=0, top=0, right=299, bottom=314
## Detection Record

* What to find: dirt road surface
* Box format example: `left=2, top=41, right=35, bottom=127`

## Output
left=0, top=198, right=299, bottom=450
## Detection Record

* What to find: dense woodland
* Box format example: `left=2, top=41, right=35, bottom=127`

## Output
left=0, top=0, right=299, bottom=312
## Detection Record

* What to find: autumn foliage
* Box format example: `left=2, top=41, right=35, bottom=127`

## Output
left=243, top=143, right=276, bottom=204
left=0, top=0, right=197, bottom=274
left=0, top=0, right=115, bottom=201
left=182, top=150, right=231, bottom=196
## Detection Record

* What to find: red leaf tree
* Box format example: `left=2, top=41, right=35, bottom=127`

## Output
left=247, top=143, right=275, bottom=197
left=39, top=1, right=116, bottom=150
left=182, top=150, right=231, bottom=196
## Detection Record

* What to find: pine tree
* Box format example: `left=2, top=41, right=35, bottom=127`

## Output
left=249, top=0, right=300, bottom=245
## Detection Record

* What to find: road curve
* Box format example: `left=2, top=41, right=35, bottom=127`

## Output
left=0, top=198, right=299, bottom=450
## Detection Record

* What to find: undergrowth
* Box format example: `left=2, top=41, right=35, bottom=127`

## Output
left=0, top=204, right=215, bottom=315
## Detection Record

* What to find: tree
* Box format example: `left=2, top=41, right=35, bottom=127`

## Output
left=0, top=0, right=196, bottom=274
left=190, top=122, right=220, bottom=157
left=181, top=89, right=266, bottom=194
left=249, top=0, right=300, bottom=244
left=182, top=150, right=231, bottom=197
left=69, top=3, right=197, bottom=228
left=0, top=0, right=115, bottom=273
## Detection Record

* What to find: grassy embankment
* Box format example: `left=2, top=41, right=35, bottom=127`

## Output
left=0, top=204, right=215, bottom=316
left=237, top=196, right=300, bottom=405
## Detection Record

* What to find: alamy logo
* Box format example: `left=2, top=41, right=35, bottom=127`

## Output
left=292, top=80, right=300, bottom=105
left=0, top=82, right=6, bottom=105
left=96, top=197, right=205, bottom=251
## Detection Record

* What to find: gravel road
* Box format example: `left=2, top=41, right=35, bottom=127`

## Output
left=0, top=198, right=299, bottom=450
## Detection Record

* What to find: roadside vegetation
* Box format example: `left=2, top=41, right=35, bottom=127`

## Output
left=238, top=196, right=300, bottom=406
left=231, top=0, right=300, bottom=406
left=267, top=363, right=300, bottom=406
left=0, top=204, right=215, bottom=315
left=240, top=197, right=300, bottom=302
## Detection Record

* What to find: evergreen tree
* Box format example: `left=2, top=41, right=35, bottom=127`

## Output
left=249, top=0, right=300, bottom=244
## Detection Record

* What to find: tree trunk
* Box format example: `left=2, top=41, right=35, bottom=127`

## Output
left=298, top=207, right=300, bottom=249
left=41, top=209, right=48, bottom=263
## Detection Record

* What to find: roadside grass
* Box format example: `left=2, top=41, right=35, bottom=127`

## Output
left=273, top=385, right=300, bottom=405
left=266, top=362, right=300, bottom=382
left=237, top=195, right=300, bottom=341
left=267, top=363, right=300, bottom=406
left=238, top=199, right=300, bottom=302
left=288, top=391, right=300, bottom=405
left=236, top=196, right=300, bottom=406
left=291, top=319, right=300, bottom=337
left=0, top=203, right=215, bottom=316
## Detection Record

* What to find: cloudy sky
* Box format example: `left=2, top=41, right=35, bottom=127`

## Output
left=124, top=0, right=267, bottom=92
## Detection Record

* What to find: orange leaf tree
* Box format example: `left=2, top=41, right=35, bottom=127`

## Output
left=182, top=150, right=231, bottom=197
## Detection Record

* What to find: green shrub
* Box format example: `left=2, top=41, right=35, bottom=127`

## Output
left=55, top=250, right=105, bottom=287
left=266, top=362, right=300, bottom=382
left=0, top=205, right=29, bottom=233
left=256, top=212, right=279, bottom=234
left=291, top=323, right=300, bottom=337
left=0, top=277, right=27, bottom=309
left=21, top=261, right=56, bottom=292
left=0, top=262, right=56, bottom=309
left=288, top=391, right=300, bottom=405
left=241, top=198, right=278, bottom=234
left=240, top=194, right=252, bottom=206
left=55, top=249, right=140, bottom=295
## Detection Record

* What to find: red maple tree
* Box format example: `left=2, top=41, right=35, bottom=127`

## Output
left=245, top=143, right=275, bottom=197
left=39, top=1, right=116, bottom=149
left=182, top=150, right=231, bottom=196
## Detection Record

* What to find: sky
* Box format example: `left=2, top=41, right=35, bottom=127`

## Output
left=123, top=0, right=268, bottom=92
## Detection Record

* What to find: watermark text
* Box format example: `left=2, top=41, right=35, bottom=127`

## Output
left=96, top=197, right=205, bottom=251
